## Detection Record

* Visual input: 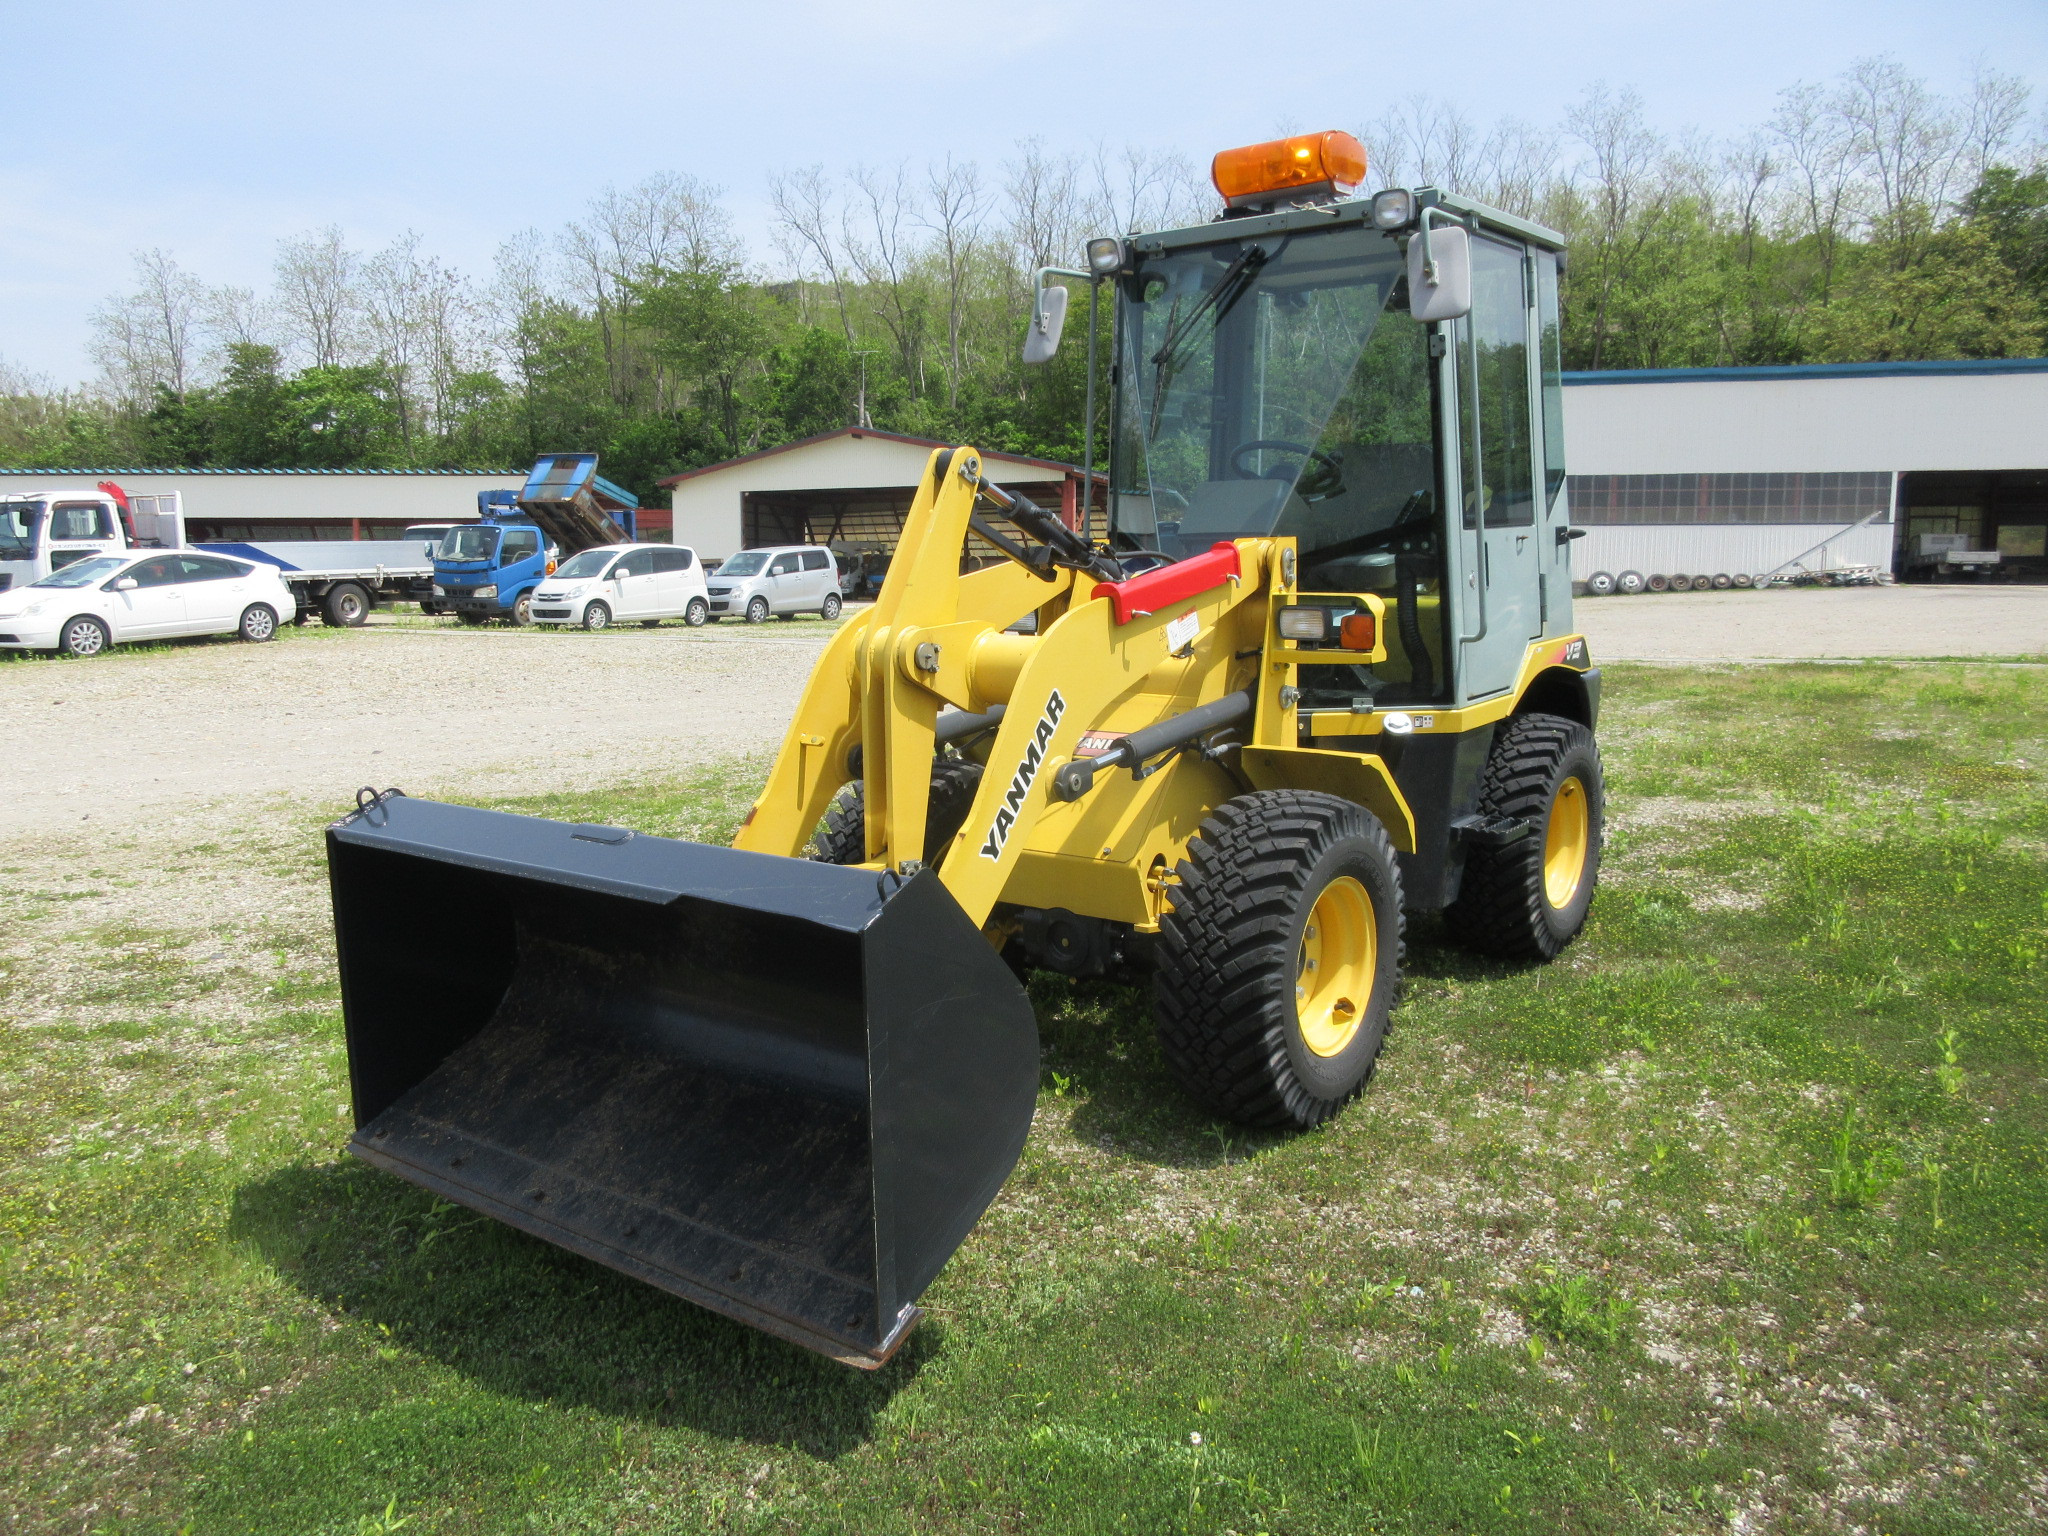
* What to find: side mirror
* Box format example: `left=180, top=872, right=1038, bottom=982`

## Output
left=111, top=576, right=139, bottom=591
left=1021, top=282, right=1069, bottom=365
left=1408, top=221, right=1471, bottom=323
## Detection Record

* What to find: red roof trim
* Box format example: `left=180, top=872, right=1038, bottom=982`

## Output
left=656, top=426, right=1083, bottom=487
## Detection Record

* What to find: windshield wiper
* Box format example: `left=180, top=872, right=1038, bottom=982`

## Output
left=1146, top=244, right=1271, bottom=437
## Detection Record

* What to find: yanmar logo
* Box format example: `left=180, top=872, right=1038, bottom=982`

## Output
left=978, top=690, right=1067, bottom=860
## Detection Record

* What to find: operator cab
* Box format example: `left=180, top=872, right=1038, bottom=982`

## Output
left=1031, top=131, right=1572, bottom=714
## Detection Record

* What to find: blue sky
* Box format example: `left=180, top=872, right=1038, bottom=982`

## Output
left=4, top=0, right=2044, bottom=385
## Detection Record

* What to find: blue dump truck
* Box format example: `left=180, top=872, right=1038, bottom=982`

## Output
left=430, top=456, right=639, bottom=625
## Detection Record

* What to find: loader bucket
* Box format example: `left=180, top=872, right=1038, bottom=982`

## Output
left=325, top=795, right=1039, bottom=1368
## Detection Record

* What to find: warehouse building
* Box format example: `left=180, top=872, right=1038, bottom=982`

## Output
left=660, top=428, right=1093, bottom=584
left=1561, top=358, right=2048, bottom=588
left=0, top=467, right=529, bottom=543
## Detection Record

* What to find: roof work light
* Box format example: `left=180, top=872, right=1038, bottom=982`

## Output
left=1211, top=130, right=1368, bottom=210
left=1085, top=237, right=1125, bottom=275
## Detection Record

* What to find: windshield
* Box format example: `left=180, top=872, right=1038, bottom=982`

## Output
left=0, top=501, right=41, bottom=559
left=554, top=549, right=616, bottom=580
left=30, top=556, right=126, bottom=588
left=440, top=525, right=499, bottom=561
left=1110, top=226, right=1435, bottom=564
left=717, top=552, right=768, bottom=576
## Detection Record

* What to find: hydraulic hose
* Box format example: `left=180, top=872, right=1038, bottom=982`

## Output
left=1396, top=551, right=1433, bottom=696
left=1051, top=690, right=1253, bottom=801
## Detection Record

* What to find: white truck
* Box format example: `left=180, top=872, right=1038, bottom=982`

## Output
left=0, top=482, right=452, bottom=625
left=0, top=484, right=183, bottom=593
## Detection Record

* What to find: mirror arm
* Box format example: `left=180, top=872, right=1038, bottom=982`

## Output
left=1032, top=265, right=1094, bottom=330
left=1415, top=206, right=1469, bottom=286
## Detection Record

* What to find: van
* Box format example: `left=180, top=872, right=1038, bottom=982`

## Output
left=706, top=545, right=843, bottom=622
left=529, top=543, right=710, bottom=630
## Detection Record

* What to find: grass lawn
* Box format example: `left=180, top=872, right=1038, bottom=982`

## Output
left=3, top=662, right=2045, bottom=1534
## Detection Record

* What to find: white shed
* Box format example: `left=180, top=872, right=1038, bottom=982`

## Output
left=1561, top=358, right=2048, bottom=586
left=660, top=429, right=1086, bottom=565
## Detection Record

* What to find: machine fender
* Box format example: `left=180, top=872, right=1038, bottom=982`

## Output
left=734, top=606, right=875, bottom=856
left=1237, top=744, right=1418, bottom=853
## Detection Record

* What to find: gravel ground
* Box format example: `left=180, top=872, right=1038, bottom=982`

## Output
left=1576, top=583, right=2048, bottom=662
left=2, top=618, right=832, bottom=839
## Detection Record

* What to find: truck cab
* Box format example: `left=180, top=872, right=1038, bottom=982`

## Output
left=0, top=490, right=132, bottom=593
left=432, top=494, right=554, bottom=625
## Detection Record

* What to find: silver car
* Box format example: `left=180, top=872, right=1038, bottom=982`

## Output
left=705, top=546, right=842, bottom=623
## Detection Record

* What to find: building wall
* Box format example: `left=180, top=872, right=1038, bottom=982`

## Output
left=1561, top=367, right=2048, bottom=475
left=1569, top=521, right=1895, bottom=584
left=0, top=469, right=522, bottom=534
left=668, top=435, right=1068, bottom=560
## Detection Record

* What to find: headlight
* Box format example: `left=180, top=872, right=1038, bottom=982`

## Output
left=475, top=585, right=498, bottom=599
left=431, top=585, right=446, bottom=596
left=1085, top=236, right=1125, bottom=275
left=1277, top=605, right=1330, bottom=642
left=1371, top=188, right=1417, bottom=230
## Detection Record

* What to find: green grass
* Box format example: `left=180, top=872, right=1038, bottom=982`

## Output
left=3, top=662, right=2045, bottom=1532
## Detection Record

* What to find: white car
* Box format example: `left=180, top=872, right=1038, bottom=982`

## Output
left=706, top=546, right=843, bottom=622
left=529, top=543, right=710, bottom=631
left=0, top=551, right=297, bottom=658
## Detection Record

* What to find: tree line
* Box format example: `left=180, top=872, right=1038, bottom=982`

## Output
left=1, top=57, right=2042, bottom=502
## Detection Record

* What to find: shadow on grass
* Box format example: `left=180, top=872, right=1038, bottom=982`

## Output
left=230, top=1159, right=924, bottom=1458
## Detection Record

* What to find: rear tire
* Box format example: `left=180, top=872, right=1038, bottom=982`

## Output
left=822, top=592, right=843, bottom=620
left=1712, top=573, right=1733, bottom=590
left=1444, top=713, right=1604, bottom=962
left=58, top=615, right=110, bottom=658
left=1617, top=570, right=1646, bottom=595
left=1152, top=791, right=1404, bottom=1129
left=813, top=758, right=986, bottom=867
left=322, top=582, right=370, bottom=627
left=684, top=598, right=708, bottom=627
left=1585, top=571, right=1615, bottom=597
left=237, top=604, right=277, bottom=642
left=1668, top=574, right=1693, bottom=592
left=1646, top=573, right=1670, bottom=593
left=582, top=602, right=611, bottom=632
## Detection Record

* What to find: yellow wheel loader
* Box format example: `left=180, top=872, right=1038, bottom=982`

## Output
left=326, top=131, right=1603, bottom=1369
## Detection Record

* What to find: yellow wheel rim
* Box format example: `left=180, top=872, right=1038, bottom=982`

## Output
left=1543, top=776, right=1590, bottom=909
left=1296, top=875, right=1376, bottom=1058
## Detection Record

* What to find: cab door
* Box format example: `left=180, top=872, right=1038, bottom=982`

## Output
left=47, top=499, right=123, bottom=573
left=1453, top=236, right=1543, bottom=702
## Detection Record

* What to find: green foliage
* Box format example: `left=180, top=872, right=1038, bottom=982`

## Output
left=1825, top=1108, right=1904, bottom=1210
left=1510, top=1269, right=1638, bottom=1350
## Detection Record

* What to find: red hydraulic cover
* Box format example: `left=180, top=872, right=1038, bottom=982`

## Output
left=1092, top=543, right=1242, bottom=625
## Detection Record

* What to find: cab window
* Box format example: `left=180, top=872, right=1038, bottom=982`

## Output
left=127, top=557, right=183, bottom=588
left=49, top=502, right=114, bottom=541
left=499, top=529, right=541, bottom=562
left=769, top=552, right=801, bottom=575
left=615, top=550, right=656, bottom=578
left=801, top=549, right=829, bottom=571
left=653, top=547, right=694, bottom=572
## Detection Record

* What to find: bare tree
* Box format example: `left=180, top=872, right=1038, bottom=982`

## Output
left=1565, top=84, right=1665, bottom=369
left=274, top=226, right=362, bottom=369
left=770, top=165, right=859, bottom=350
left=1004, top=138, right=1086, bottom=274
left=924, top=156, right=988, bottom=410
left=88, top=249, right=209, bottom=401
left=842, top=163, right=927, bottom=395
left=1085, top=143, right=1207, bottom=236
left=1770, top=80, right=1861, bottom=300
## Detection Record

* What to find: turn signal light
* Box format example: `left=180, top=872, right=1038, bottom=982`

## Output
left=1211, top=131, right=1368, bottom=209
left=1339, top=612, right=1377, bottom=651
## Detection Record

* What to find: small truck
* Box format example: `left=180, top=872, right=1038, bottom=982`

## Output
left=0, top=482, right=182, bottom=592
left=430, top=457, right=640, bottom=625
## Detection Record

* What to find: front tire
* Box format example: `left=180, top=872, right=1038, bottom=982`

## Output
left=812, top=758, right=985, bottom=867
left=238, top=604, right=278, bottom=642
left=684, top=598, right=708, bottom=627
left=582, top=601, right=612, bottom=632
left=1152, top=791, right=1404, bottom=1129
left=821, top=592, right=843, bottom=620
left=745, top=596, right=770, bottom=624
left=510, top=592, right=534, bottom=626
left=1444, top=713, right=1604, bottom=961
left=58, top=615, right=111, bottom=658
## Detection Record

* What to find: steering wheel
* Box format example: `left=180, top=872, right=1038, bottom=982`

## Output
left=1226, top=439, right=1344, bottom=498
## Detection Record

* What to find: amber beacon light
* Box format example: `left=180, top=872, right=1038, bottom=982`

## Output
left=1211, top=131, right=1369, bottom=209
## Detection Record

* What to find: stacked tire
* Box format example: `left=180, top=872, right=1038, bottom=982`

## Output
left=1581, top=569, right=1759, bottom=595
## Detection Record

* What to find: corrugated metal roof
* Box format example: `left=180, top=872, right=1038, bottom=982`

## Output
left=1565, top=358, right=2048, bottom=386
left=659, top=427, right=1082, bottom=487
left=0, top=466, right=523, bottom=475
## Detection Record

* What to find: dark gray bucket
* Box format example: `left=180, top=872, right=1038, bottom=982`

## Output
left=327, top=795, right=1039, bottom=1367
